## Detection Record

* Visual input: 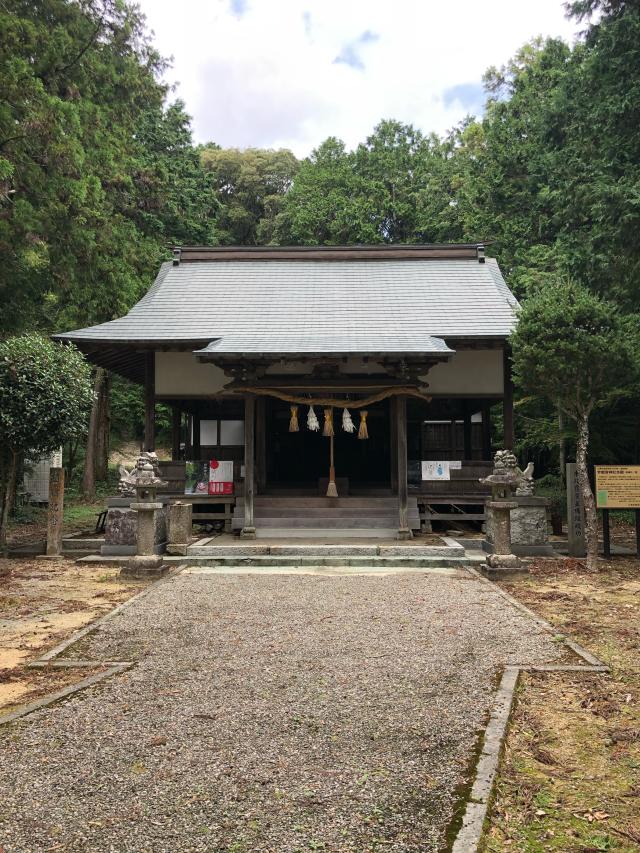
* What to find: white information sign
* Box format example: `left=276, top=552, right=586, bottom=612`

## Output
left=422, top=461, right=451, bottom=481
left=209, top=460, right=234, bottom=495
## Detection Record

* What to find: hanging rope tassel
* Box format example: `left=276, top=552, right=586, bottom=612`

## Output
left=307, top=405, right=320, bottom=431
left=289, top=404, right=299, bottom=432
left=358, top=410, right=369, bottom=440
left=342, top=407, right=355, bottom=433
left=323, top=407, right=334, bottom=437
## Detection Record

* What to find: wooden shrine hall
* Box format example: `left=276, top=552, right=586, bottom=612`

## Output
left=55, top=244, right=518, bottom=539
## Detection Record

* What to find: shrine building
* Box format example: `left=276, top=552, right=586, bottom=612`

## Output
left=55, top=244, right=518, bottom=539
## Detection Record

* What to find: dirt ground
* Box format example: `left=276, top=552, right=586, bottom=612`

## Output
left=485, top=557, right=640, bottom=852
left=0, top=558, right=145, bottom=713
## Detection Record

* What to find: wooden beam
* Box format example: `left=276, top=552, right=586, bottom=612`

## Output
left=144, top=351, right=155, bottom=451
left=256, top=396, right=267, bottom=494
left=396, top=395, right=411, bottom=540
left=503, top=346, right=515, bottom=450
left=242, top=395, right=256, bottom=539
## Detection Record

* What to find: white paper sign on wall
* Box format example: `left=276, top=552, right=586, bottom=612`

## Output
left=421, top=461, right=451, bottom=481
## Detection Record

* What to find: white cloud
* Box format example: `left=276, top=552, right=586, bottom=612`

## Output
left=139, top=0, right=581, bottom=156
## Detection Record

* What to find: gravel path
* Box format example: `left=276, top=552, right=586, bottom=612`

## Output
left=0, top=570, right=562, bottom=852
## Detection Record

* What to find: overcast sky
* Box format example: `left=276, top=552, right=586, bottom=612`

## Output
left=137, top=0, right=581, bottom=157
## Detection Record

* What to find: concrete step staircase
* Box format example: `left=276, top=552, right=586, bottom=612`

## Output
left=232, top=495, right=420, bottom=538
left=178, top=539, right=474, bottom=572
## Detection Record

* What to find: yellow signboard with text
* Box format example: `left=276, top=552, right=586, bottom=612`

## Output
left=595, top=465, right=640, bottom=509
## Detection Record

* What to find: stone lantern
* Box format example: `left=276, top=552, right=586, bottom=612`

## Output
left=480, top=450, right=524, bottom=572
left=122, top=452, right=168, bottom=577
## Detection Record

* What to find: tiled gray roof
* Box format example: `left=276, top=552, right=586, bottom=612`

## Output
left=55, top=256, right=518, bottom=353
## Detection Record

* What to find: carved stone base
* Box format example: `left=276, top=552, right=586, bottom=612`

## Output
left=166, top=543, right=188, bottom=556
left=120, top=555, right=168, bottom=579
left=240, top=526, right=256, bottom=540
left=486, top=553, right=524, bottom=569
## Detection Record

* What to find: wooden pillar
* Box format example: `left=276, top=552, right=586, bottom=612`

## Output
left=185, top=414, right=193, bottom=458
left=192, top=413, right=201, bottom=460
left=481, top=401, right=492, bottom=460
left=171, top=407, right=181, bottom=461
left=256, top=396, right=267, bottom=494
left=389, top=397, right=398, bottom=492
left=242, top=395, right=256, bottom=538
left=503, top=346, right=515, bottom=451
left=463, top=402, right=472, bottom=461
left=396, top=395, right=411, bottom=540
left=143, top=351, right=155, bottom=451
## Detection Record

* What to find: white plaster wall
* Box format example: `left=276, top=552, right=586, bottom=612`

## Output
left=155, top=348, right=504, bottom=397
left=155, top=351, right=230, bottom=396
left=421, top=349, right=503, bottom=396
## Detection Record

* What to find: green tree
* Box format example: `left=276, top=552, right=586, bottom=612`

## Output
left=200, top=146, right=298, bottom=245
left=273, top=121, right=464, bottom=245
left=511, top=279, right=639, bottom=569
left=0, top=335, right=94, bottom=550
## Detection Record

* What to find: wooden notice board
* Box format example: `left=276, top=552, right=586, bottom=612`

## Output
left=595, top=465, right=640, bottom=509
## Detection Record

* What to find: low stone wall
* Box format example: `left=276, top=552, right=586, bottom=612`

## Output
left=484, top=495, right=554, bottom=557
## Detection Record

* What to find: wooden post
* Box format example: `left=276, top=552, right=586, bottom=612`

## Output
left=636, top=509, right=640, bottom=558
left=241, top=395, right=256, bottom=539
left=463, top=402, right=472, bottom=461
left=171, top=407, right=181, bottom=461
left=256, top=396, right=267, bottom=493
left=144, top=351, right=155, bottom=452
left=481, top=401, right=492, bottom=460
left=396, top=395, right=411, bottom=539
left=46, top=467, right=64, bottom=558
left=185, top=414, right=193, bottom=458
left=503, top=346, right=514, bottom=451
left=389, top=397, right=398, bottom=492
left=192, top=414, right=201, bottom=460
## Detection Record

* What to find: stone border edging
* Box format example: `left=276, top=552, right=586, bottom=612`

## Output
left=0, top=565, right=185, bottom=726
left=448, top=567, right=610, bottom=852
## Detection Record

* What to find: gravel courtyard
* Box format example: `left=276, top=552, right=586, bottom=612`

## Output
left=0, top=569, right=563, bottom=853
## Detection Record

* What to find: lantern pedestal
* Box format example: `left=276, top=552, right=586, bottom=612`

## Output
left=120, top=454, right=169, bottom=579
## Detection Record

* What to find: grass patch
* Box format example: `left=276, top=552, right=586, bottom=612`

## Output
left=484, top=558, right=640, bottom=852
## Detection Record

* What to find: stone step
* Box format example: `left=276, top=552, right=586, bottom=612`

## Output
left=187, top=543, right=464, bottom=558
left=252, top=528, right=402, bottom=538
left=233, top=507, right=408, bottom=518
left=239, top=517, right=416, bottom=528
left=175, top=554, right=471, bottom=569
left=62, top=537, right=104, bottom=551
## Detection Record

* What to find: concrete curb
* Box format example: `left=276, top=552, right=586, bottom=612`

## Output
left=0, top=565, right=185, bottom=726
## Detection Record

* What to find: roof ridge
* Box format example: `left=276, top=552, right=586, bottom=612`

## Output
left=174, top=244, right=487, bottom=263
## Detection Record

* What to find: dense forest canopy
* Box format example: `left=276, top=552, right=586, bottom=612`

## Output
left=1, top=0, right=639, bottom=475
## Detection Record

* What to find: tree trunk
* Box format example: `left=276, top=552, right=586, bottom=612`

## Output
left=82, top=369, right=105, bottom=500
left=95, top=372, right=111, bottom=482
left=576, top=411, right=598, bottom=570
left=0, top=449, right=18, bottom=555
left=558, top=406, right=566, bottom=486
